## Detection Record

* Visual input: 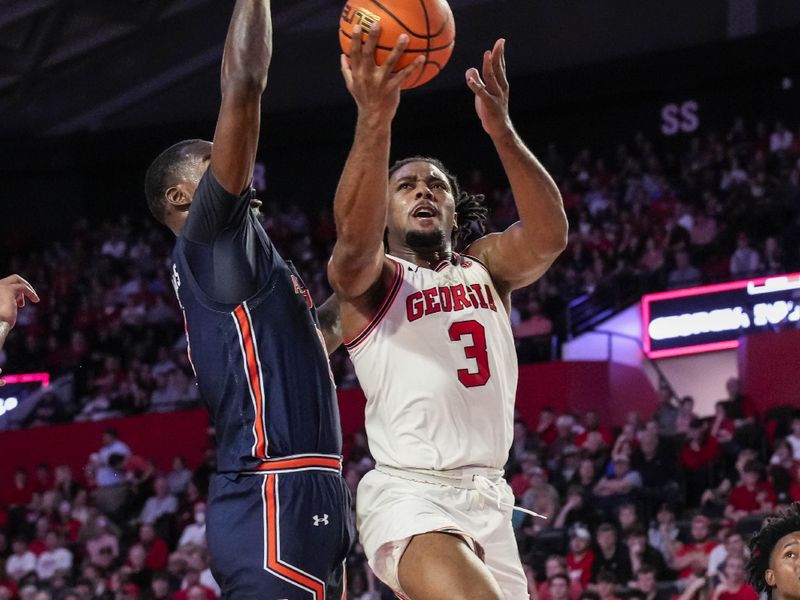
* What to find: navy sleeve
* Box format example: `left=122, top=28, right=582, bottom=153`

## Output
left=179, top=170, right=273, bottom=304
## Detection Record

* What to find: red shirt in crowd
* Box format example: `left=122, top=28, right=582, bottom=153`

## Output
left=727, top=482, right=776, bottom=512
left=174, top=585, right=217, bottom=600
left=717, top=583, right=759, bottom=600
left=575, top=427, right=614, bottom=449
left=566, top=549, right=595, bottom=588
left=5, top=481, right=34, bottom=507
left=144, top=537, right=169, bottom=571
left=29, top=538, right=48, bottom=556
left=679, top=436, right=720, bottom=471
left=537, top=579, right=584, bottom=600
left=675, top=541, right=717, bottom=579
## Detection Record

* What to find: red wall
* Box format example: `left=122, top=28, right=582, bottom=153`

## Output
left=0, top=362, right=657, bottom=487
left=739, top=328, right=800, bottom=415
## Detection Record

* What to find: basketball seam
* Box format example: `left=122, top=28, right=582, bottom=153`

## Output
left=407, top=0, right=432, bottom=88
left=367, top=0, right=449, bottom=39
left=340, top=30, right=454, bottom=53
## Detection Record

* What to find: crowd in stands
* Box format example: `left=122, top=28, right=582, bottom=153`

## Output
left=1, top=117, right=799, bottom=426
left=2, top=380, right=800, bottom=599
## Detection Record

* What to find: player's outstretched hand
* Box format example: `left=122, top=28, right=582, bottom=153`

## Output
left=0, top=274, right=39, bottom=329
left=340, top=23, right=425, bottom=122
left=0, top=274, right=39, bottom=386
left=466, top=38, right=512, bottom=138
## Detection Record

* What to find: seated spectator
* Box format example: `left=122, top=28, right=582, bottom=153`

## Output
left=724, top=460, right=775, bottom=522
left=6, top=468, right=33, bottom=509
left=592, top=523, right=633, bottom=584
left=28, top=518, right=50, bottom=556
left=787, top=414, right=800, bottom=460
left=567, top=526, right=596, bottom=589
left=595, top=568, right=622, bottom=600
left=547, top=573, right=575, bottom=600
left=667, top=250, right=701, bottom=290
left=84, top=516, right=119, bottom=570
left=149, top=573, right=173, bottom=600
left=166, top=456, right=192, bottom=495
left=672, top=515, right=716, bottom=580
left=710, top=555, right=757, bottom=600
left=575, top=411, right=614, bottom=449
left=178, top=502, right=207, bottom=549
left=625, top=526, right=668, bottom=582
left=139, top=524, right=169, bottom=572
left=571, top=459, right=600, bottom=498
left=617, top=503, right=642, bottom=536
left=631, top=431, right=680, bottom=514
left=174, top=570, right=217, bottom=600
left=537, top=408, right=558, bottom=447
left=555, top=486, right=597, bottom=530
left=630, top=565, right=671, bottom=600
left=537, top=556, right=583, bottom=600
left=34, top=531, right=72, bottom=582
left=139, top=476, right=178, bottom=525
left=770, top=439, right=798, bottom=472
left=514, top=300, right=554, bottom=338
left=592, top=455, right=642, bottom=517
left=127, top=544, right=153, bottom=591
left=707, top=530, right=748, bottom=580
left=91, top=428, right=131, bottom=488
left=729, top=233, right=761, bottom=278
left=6, top=538, right=35, bottom=582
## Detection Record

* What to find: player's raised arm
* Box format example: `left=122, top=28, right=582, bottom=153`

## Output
left=328, top=25, right=424, bottom=300
left=465, top=39, right=568, bottom=295
left=209, top=0, right=272, bottom=196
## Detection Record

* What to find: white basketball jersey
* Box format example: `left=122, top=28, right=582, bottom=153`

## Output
left=345, top=254, right=518, bottom=471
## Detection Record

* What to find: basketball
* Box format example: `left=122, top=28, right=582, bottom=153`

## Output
left=339, top=0, right=456, bottom=89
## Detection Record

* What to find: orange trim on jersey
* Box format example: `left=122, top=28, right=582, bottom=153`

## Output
left=344, top=259, right=404, bottom=350
left=251, top=454, right=342, bottom=474
left=233, top=303, right=268, bottom=459
left=264, top=474, right=326, bottom=599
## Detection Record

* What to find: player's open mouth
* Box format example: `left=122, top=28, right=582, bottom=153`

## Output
left=411, top=205, right=438, bottom=219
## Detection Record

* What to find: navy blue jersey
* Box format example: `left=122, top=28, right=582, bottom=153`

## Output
left=170, top=170, right=341, bottom=472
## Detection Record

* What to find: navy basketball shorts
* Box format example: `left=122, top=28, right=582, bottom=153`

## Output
left=207, top=455, right=353, bottom=599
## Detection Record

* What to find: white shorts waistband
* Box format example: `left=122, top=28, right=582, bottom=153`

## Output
left=375, top=464, right=504, bottom=490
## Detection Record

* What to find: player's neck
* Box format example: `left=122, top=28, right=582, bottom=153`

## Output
left=391, top=245, right=454, bottom=270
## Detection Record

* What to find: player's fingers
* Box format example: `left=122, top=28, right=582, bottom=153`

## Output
left=363, top=23, right=381, bottom=62
left=13, top=278, right=39, bottom=303
left=340, top=54, right=355, bottom=89
left=465, top=67, right=490, bottom=98
left=481, top=50, right=502, bottom=96
left=348, top=25, right=364, bottom=67
left=392, top=55, right=425, bottom=87
left=381, top=34, right=410, bottom=76
left=493, top=39, right=509, bottom=92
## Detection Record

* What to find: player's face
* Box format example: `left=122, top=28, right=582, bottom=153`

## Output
left=768, top=532, right=800, bottom=600
left=388, top=161, right=456, bottom=250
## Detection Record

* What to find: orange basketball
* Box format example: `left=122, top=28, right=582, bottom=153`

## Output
left=339, top=0, right=456, bottom=90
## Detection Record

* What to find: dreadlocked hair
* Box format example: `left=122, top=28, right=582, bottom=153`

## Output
left=388, top=156, right=488, bottom=252
left=746, top=502, right=800, bottom=593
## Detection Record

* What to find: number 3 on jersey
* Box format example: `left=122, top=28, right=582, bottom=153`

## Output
left=449, top=320, right=491, bottom=388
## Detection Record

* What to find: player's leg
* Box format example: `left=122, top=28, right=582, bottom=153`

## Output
left=397, top=531, right=504, bottom=600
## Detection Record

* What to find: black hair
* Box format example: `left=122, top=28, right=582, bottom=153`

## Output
left=144, top=139, right=204, bottom=224
left=747, top=502, right=800, bottom=593
left=388, top=156, right=488, bottom=252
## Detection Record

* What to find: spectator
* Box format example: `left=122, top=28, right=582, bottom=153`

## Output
left=667, top=250, right=701, bottom=290
left=787, top=415, right=800, bottom=460
left=595, top=568, right=622, bottom=600
left=35, top=531, right=72, bottom=582
left=592, top=524, right=633, bottom=584
left=6, top=468, right=33, bottom=509
left=167, top=456, right=193, bottom=496
left=672, top=515, right=716, bottom=580
left=537, top=556, right=583, bottom=600
left=675, top=397, right=699, bottom=436
left=707, top=530, right=748, bottom=580
left=92, top=428, right=131, bottom=488
left=769, top=121, right=794, bottom=153
left=84, top=516, right=119, bottom=570
left=724, top=460, right=775, bottom=522
left=6, top=538, right=35, bottom=582
left=567, top=526, right=596, bottom=588
left=729, top=233, right=761, bottom=278
left=652, top=384, right=679, bottom=437
left=139, top=477, right=178, bottom=525
left=178, top=503, right=207, bottom=549
left=631, top=431, right=680, bottom=515
left=575, top=411, right=614, bottom=449
left=592, top=455, right=642, bottom=517
left=625, top=526, right=668, bottom=581
left=710, top=555, right=757, bottom=600
left=547, top=573, right=574, bottom=600
left=630, top=565, right=670, bottom=600
left=139, top=524, right=169, bottom=572
left=679, top=419, right=721, bottom=506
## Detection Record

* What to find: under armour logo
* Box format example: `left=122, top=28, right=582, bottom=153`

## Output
left=313, top=514, right=329, bottom=526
